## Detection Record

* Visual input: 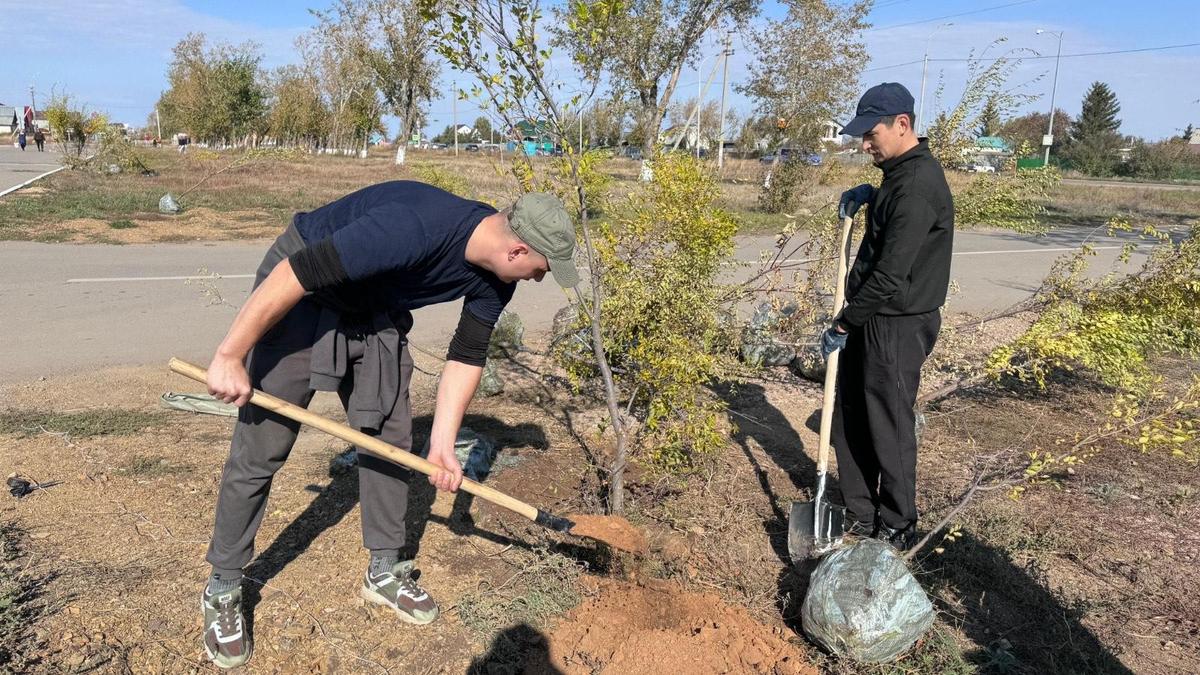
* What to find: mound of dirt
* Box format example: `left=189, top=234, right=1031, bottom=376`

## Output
left=531, top=578, right=817, bottom=675
left=567, top=514, right=647, bottom=554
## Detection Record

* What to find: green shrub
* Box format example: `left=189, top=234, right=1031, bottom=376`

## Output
left=954, top=164, right=1061, bottom=234
left=758, top=160, right=817, bottom=214
left=411, top=163, right=472, bottom=198
left=563, top=154, right=739, bottom=471
left=987, top=222, right=1200, bottom=390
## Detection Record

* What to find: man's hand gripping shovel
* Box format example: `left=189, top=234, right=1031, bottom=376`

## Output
left=787, top=214, right=854, bottom=563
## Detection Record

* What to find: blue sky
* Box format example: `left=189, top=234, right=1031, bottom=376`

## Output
left=1, top=0, right=1196, bottom=140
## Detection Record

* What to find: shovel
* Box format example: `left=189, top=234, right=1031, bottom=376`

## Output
left=787, top=214, right=854, bottom=564
left=168, top=358, right=646, bottom=553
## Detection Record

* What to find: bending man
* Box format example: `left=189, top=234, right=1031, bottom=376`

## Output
left=200, top=181, right=578, bottom=668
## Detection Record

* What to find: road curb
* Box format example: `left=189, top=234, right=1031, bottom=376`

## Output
left=0, top=163, right=67, bottom=199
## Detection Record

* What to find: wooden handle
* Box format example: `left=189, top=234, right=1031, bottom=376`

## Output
left=169, top=358, right=540, bottom=522
left=815, top=216, right=855, bottom=474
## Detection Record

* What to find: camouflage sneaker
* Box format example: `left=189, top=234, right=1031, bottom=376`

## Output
left=846, top=518, right=877, bottom=538
left=201, top=585, right=251, bottom=669
left=360, top=560, right=439, bottom=625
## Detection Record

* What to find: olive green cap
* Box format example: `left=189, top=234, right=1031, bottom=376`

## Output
left=508, top=193, right=579, bottom=288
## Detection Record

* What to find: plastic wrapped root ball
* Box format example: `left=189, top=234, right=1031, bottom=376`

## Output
left=801, top=538, right=935, bottom=663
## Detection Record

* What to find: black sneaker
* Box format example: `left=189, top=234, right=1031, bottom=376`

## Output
left=201, top=585, right=251, bottom=669
left=360, top=560, right=439, bottom=625
left=876, top=522, right=918, bottom=551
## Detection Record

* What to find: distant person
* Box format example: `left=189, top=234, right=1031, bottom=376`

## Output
left=33, top=128, right=44, bottom=152
left=821, top=82, right=954, bottom=551
left=17, top=129, right=26, bottom=151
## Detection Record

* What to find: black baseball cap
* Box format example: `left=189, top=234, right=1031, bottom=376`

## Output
left=840, top=82, right=916, bottom=137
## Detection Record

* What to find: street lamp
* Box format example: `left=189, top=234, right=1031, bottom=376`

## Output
left=1036, top=29, right=1064, bottom=167
left=918, top=22, right=953, bottom=136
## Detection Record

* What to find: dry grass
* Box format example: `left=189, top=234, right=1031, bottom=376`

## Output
left=1046, top=181, right=1200, bottom=230
left=3, top=144, right=1195, bottom=244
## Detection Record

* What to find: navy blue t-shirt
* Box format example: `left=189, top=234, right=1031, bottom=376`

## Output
left=290, top=181, right=515, bottom=326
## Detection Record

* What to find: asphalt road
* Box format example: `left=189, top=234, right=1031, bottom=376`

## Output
left=0, top=144, right=62, bottom=194
left=0, top=225, right=1151, bottom=384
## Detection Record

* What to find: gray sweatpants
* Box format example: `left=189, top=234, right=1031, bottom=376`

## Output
left=205, top=229, right=415, bottom=573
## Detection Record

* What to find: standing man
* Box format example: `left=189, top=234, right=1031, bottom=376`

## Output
left=819, top=82, right=953, bottom=551
left=33, top=127, right=44, bottom=151
left=200, top=181, right=578, bottom=669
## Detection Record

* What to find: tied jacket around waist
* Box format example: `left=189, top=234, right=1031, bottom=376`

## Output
left=837, top=139, right=954, bottom=329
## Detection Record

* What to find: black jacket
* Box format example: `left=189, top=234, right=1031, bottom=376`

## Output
left=838, top=140, right=953, bottom=328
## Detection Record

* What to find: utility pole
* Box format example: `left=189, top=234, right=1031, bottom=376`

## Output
left=453, top=81, right=459, bottom=156
left=918, top=23, right=953, bottom=135
left=579, top=106, right=583, bottom=153
left=1037, top=29, right=1064, bottom=167
left=717, top=33, right=732, bottom=169
left=696, top=60, right=702, bottom=159
left=670, top=57, right=721, bottom=154
left=155, top=106, right=162, bottom=140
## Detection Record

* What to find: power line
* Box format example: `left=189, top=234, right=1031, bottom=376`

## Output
left=863, top=41, right=1200, bottom=73
left=864, top=59, right=923, bottom=73
left=870, top=0, right=918, bottom=11
left=869, top=0, right=1038, bottom=32
left=931, top=41, right=1200, bottom=62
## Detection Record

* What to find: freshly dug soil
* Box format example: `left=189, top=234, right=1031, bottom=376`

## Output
left=567, top=514, right=648, bottom=554
left=530, top=578, right=817, bottom=674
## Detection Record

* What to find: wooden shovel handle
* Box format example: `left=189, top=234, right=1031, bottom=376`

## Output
left=816, top=215, right=855, bottom=474
left=168, top=357, right=540, bottom=522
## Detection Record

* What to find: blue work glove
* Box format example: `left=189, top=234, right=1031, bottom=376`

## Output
left=820, top=326, right=849, bottom=360
left=838, top=183, right=876, bottom=219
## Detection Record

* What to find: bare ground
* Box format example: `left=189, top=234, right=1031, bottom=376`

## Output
left=1, top=326, right=1197, bottom=674
left=0, top=352, right=825, bottom=673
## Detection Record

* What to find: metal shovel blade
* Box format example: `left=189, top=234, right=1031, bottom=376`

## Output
left=787, top=499, right=846, bottom=564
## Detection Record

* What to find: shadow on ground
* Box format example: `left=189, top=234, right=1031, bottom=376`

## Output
left=238, top=413, right=548, bottom=640
left=467, top=622, right=562, bottom=674
left=717, top=378, right=1133, bottom=673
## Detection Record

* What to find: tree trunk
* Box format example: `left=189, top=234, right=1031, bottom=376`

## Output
left=637, top=88, right=660, bottom=180
left=395, top=108, right=414, bottom=165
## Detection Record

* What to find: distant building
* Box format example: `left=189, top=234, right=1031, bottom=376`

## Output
left=506, top=119, right=555, bottom=155
left=974, top=136, right=1012, bottom=154
left=2, top=105, right=49, bottom=134
left=658, top=124, right=708, bottom=151
left=0, top=104, right=16, bottom=133
left=822, top=120, right=841, bottom=143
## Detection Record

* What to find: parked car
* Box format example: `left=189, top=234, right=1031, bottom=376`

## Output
left=465, top=143, right=481, bottom=152
left=970, top=163, right=996, bottom=173
left=611, top=145, right=643, bottom=161
left=759, top=148, right=822, bottom=165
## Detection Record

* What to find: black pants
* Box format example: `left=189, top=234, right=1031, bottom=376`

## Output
left=831, top=310, right=940, bottom=530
